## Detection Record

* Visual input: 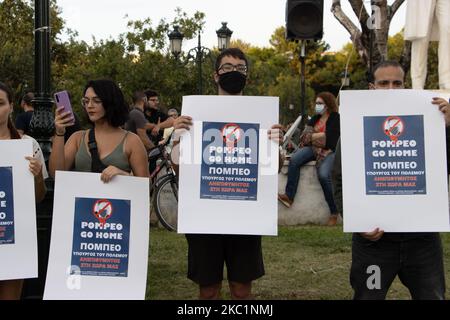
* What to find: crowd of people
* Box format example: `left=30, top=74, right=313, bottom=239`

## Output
left=1, top=47, right=450, bottom=300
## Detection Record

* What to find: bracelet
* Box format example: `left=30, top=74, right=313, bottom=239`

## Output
left=55, top=132, right=65, bottom=136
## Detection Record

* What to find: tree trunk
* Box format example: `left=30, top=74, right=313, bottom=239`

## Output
left=331, top=0, right=406, bottom=71
left=400, top=40, right=412, bottom=76
left=373, top=0, right=389, bottom=62
left=331, top=0, right=369, bottom=66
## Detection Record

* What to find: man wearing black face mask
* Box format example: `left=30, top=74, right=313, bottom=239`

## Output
left=171, top=48, right=283, bottom=300
left=215, top=59, right=248, bottom=94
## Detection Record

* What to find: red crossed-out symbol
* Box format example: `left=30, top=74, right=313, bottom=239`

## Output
left=92, top=199, right=113, bottom=227
left=383, top=116, right=404, bottom=142
left=222, top=123, right=243, bottom=149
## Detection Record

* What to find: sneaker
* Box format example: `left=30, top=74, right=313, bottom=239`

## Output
left=278, top=194, right=293, bottom=208
left=327, top=215, right=338, bottom=226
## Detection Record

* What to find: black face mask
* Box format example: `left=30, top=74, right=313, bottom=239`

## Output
left=218, top=71, right=247, bottom=95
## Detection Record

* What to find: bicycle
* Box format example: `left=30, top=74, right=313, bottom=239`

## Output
left=148, top=139, right=178, bottom=231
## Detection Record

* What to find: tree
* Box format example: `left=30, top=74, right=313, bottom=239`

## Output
left=122, top=8, right=209, bottom=105
left=50, top=8, right=208, bottom=124
left=387, top=31, right=438, bottom=89
left=5, top=2, right=438, bottom=130
left=254, top=27, right=344, bottom=124
left=331, top=0, right=407, bottom=73
left=0, top=0, right=64, bottom=103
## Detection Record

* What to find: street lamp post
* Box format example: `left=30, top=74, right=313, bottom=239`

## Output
left=168, top=22, right=233, bottom=95
left=216, top=22, right=233, bottom=52
left=21, top=0, right=54, bottom=300
left=299, top=40, right=307, bottom=130
left=191, top=33, right=210, bottom=95
left=168, top=25, right=184, bottom=60
left=30, top=0, right=54, bottom=150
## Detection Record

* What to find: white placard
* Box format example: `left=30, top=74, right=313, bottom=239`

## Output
left=0, top=139, right=38, bottom=280
left=177, top=96, right=279, bottom=236
left=44, top=171, right=150, bottom=300
left=341, top=90, right=450, bottom=232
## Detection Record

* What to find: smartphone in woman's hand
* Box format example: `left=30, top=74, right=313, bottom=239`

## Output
left=54, top=90, right=74, bottom=125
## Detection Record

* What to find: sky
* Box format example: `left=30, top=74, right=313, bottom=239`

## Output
left=56, top=0, right=407, bottom=52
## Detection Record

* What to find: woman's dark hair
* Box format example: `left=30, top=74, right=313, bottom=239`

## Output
left=316, top=91, right=339, bottom=113
left=0, top=81, right=21, bottom=139
left=83, top=79, right=129, bottom=127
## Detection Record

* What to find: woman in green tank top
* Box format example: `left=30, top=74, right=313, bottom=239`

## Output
left=49, top=79, right=149, bottom=181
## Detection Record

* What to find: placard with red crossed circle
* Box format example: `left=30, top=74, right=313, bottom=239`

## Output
left=201, top=121, right=259, bottom=201
left=0, top=167, right=14, bottom=245
left=383, top=116, right=404, bottom=142
left=71, top=197, right=130, bottom=277
left=363, top=115, right=426, bottom=195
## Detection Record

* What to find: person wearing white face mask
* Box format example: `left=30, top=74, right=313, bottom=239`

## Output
left=315, top=101, right=326, bottom=114
left=279, top=92, right=341, bottom=226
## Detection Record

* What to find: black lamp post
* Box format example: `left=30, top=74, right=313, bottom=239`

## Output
left=30, top=0, right=54, bottom=152
left=21, top=0, right=54, bottom=300
left=168, top=25, right=184, bottom=60
left=216, top=22, right=233, bottom=52
left=191, top=33, right=210, bottom=95
left=299, top=41, right=307, bottom=129
left=169, top=22, right=233, bottom=95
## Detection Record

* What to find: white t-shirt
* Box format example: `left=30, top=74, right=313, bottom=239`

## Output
left=22, top=135, right=49, bottom=179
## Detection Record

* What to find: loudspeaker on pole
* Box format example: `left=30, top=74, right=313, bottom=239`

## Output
left=286, top=0, right=324, bottom=41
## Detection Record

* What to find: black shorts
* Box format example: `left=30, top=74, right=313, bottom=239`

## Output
left=185, top=234, right=265, bottom=286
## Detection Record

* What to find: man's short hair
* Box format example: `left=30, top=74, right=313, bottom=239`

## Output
left=132, top=91, right=147, bottom=104
left=372, top=60, right=405, bottom=81
left=215, top=48, right=248, bottom=72
left=21, top=92, right=34, bottom=105
left=144, top=89, right=159, bottom=99
left=167, top=108, right=178, bottom=116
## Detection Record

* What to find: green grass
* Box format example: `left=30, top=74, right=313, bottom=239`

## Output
left=146, top=225, right=450, bottom=300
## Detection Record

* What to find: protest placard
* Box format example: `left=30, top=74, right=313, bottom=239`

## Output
left=340, top=90, right=450, bottom=232
left=178, top=96, right=279, bottom=235
left=44, top=171, right=149, bottom=300
left=0, top=139, right=37, bottom=280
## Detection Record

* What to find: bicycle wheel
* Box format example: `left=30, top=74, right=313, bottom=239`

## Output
left=153, top=174, right=178, bottom=231
left=149, top=162, right=169, bottom=195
